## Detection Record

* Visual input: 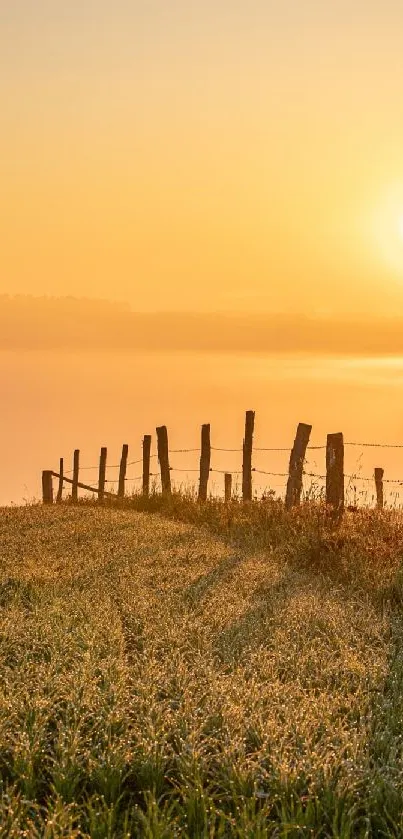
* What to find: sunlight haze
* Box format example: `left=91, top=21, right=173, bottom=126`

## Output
left=2, top=1, right=403, bottom=311
left=2, top=2, right=403, bottom=505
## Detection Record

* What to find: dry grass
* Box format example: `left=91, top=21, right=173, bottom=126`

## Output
left=0, top=501, right=403, bottom=836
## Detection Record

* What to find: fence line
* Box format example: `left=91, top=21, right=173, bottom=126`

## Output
left=58, top=441, right=403, bottom=476
left=42, top=412, right=403, bottom=513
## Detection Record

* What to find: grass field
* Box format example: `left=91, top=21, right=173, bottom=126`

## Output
left=1, top=499, right=403, bottom=836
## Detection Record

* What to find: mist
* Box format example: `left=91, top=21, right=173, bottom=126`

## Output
left=2, top=295, right=403, bottom=356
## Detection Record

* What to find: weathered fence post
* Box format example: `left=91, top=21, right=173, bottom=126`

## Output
left=285, top=423, right=312, bottom=509
left=198, top=423, right=211, bottom=501
left=56, top=458, right=64, bottom=504
left=326, top=433, right=344, bottom=514
left=375, top=467, right=384, bottom=509
left=143, top=435, right=152, bottom=496
left=242, top=410, right=255, bottom=502
left=156, top=426, right=171, bottom=493
left=42, top=470, right=54, bottom=504
left=72, top=449, right=80, bottom=503
left=118, top=444, right=128, bottom=499
left=98, top=447, right=107, bottom=502
left=225, top=473, right=232, bottom=502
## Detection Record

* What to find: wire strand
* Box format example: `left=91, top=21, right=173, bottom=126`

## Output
left=170, top=467, right=200, bottom=473
left=252, top=469, right=289, bottom=478
left=210, top=469, right=242, bottom=476
left=211, top=447, right=242, bottom=452
left=346, top=442, right=403, bottom=448
left=170, top=448, right=200, bottom=454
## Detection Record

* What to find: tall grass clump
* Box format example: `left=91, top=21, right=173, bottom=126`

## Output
left=1, top=498, right=403, bottom=835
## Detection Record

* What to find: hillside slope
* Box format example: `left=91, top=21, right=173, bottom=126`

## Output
left=0, top=505, right=402, bottom=836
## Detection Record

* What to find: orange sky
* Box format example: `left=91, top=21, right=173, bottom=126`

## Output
left=2, top=1, right=403, bottom=313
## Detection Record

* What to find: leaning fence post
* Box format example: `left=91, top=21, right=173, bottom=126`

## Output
left=156, top=426, right=171, bottom=494
left=326, top=433, right=344, bottom=514
left=242, top=410, right=255, bottom=502
left=285, top=423, right=312, bottom=509
left=225, top=473, right=232, bottom=502
left=375, top=467, right=384, bottom=509
left=72, top=449, right=80, bottom=503
left=198, top=424, right=211, bottom=501
left=118, top=444, right=128, bottom=499
left=42, top=470, right=54, bottom=504
left=98, top=447, right=107, bottom=502
left=56, top=458, right=64, bottom=504
left=143, top=435, right=152, bottom=496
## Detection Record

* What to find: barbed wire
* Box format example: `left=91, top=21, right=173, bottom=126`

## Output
left=211, top=447, right=242, bottom=452
left=306, top=471, right=403, bottom=485
left=56, top=437, right=403, bottom=492
left=63, top=454, right=158, bottom=475
left=254, top=469, right=289, bottom=478
left=210, top=469, right=242, bottom=476
left=346, top=442, right=403, bottom=448
left=303, top=471, right=326, bottom=480
left=64, top=466, right=98, bottom=474
left=128, top=455, right=157, bottom=466
left=169, top=467, right=200, bottom=473
left=170, top=448, right=200, bottom=454
left=254, top=447, right=292, bottom=453
left=63, top=465, right=403, bottom=485
left=211, top=445, right=327, bottom=453
left=211, top=442, right=403, bottom=452
left=57, top=465, right=403, bottom=501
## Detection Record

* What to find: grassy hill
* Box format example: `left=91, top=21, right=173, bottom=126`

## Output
left=1, top=502, right=403, bottom=837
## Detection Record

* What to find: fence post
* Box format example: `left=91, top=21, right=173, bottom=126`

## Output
left=375, top=467, right=384, bottom=509
left=285, top=423, right=312, bottom=509
left=72, top=449, right=80, bottom=503
left=156, top=426, right=171, bottom=494
left=198, top=423, right=211, bottom=501
left=118, top=444, right=128, bottom=500
left=225, top=473, right=232, bottom=502
left=143, top=435, right=152, bottom=496
left=42, top=470, right=54, bottom=504
left=98, top=447, right=107, bottom=502
left=56, top=458, right=64, bottom=503
left=326, top=433, right=344, bottom=514
left=242, top=410, right=255, bottom=502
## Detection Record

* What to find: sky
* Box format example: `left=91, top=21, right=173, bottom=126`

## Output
left=2, top=1, right=403, bottom=314
left=3, top=3, right=403, bottom=505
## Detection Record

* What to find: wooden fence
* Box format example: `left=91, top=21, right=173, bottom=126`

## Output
left=42, top=412, right=390, bottom=514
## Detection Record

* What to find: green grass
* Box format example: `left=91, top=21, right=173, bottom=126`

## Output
left=1, top=499, right=403, bottom=836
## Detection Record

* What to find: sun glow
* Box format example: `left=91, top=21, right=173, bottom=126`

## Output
left=369, top=184, right=403, bottom=281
